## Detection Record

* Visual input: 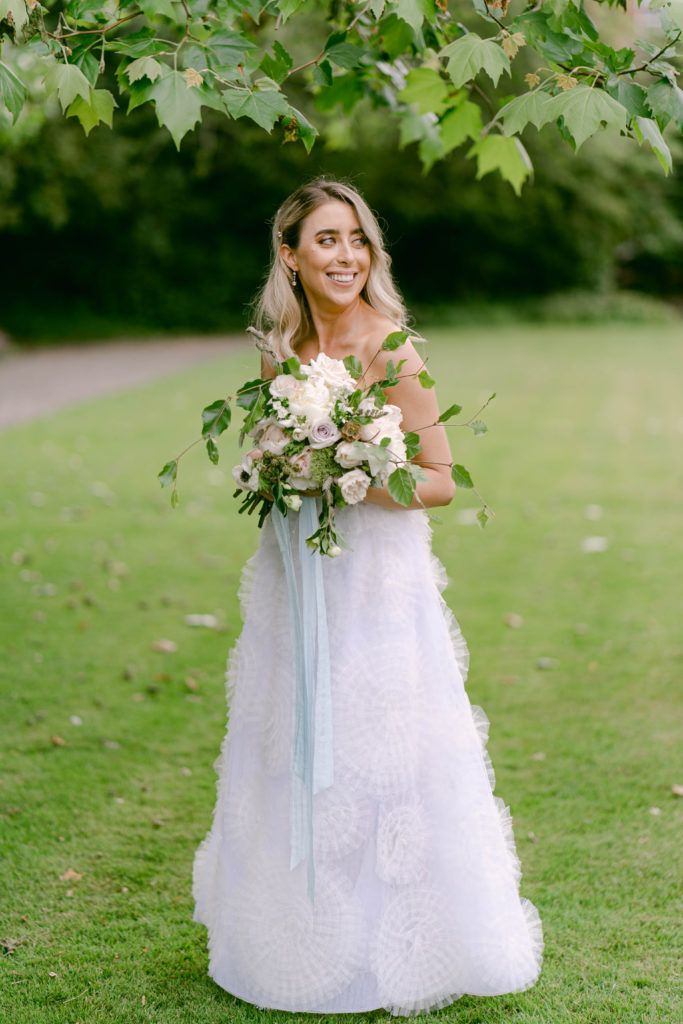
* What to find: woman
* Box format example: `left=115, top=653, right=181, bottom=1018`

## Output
left=192, top=179, right=543, bottom=1015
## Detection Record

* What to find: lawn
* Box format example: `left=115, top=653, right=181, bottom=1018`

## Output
left=1, top=324, right=681, bottom=1024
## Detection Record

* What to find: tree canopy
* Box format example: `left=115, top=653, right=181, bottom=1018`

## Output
left=0, top=0, right=682, bottom=190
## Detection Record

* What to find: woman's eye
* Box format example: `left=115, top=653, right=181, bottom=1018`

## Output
left=319, top=237, right=335, bottom=246
left=353, top=236, right=368, bottom=247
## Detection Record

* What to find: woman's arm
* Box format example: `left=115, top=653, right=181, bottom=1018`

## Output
left=363, top=340, right=456, bottom=510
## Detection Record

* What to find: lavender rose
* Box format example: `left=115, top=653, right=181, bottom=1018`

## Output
left=308, top=418, right=342, bottom=449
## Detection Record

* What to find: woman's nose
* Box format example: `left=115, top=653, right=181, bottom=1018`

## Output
left=337, top=237, right=355, bottom=261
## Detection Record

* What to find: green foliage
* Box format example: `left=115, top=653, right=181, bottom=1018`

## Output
left=0, top=0, right=681, bottom=190
left=200, top=399, right=231, bottom=438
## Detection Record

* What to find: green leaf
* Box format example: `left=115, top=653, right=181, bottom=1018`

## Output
left=633, top=115, right=672, bottom=174
left=408, top=463, right=429, bottom=483
left=66, top=89, right=116, bottom=135
left=0, top=60, right=27, bottom=124
left=417, top=117, right=443, bottom=172
left=0, top=0, right=28, bottom=33
left=236, top=379, right=266, bottom=411
left=137, top=0, right=182, bottom=22
left=376, top=12, right=414, bottom=58
left=107, top=33, right=171, bottom=59
left=260, top=41, right=293, bottom=84
left=242, top=390, right=267, bottom=433
left=452, top=464, right=474, bottom=488
left=468, top=134, right=532, bottom=196
left=224, top=85, right=289, bottom=132
left=548, top=85, right=627, bottom=150
left=281, top=356, right=302, bottom=375
left=369, top=0, right=385, bottom=18
left=500, top=91, right=555, bottom=136
left=471, top=419, right=488, bottom=435
left=313, top=59, right=334, bottom=88
left=438, top=402, right=462, bottom=421
left=343, top=354, right=363, bottom=377
left=395, top=0, right=435, bottom=35
left=150, top=69, right=205, bottom=148
left=325, top=39, right=365, bottom=70
left=383, top=358, right=397, bottom=381
left=382, top=330, right=410, bottom=350
left=418, top=369, right=435, bottom=388
left=206, top=437, right=219, bottom=465
left=284, top=104, right=318, bottom=152
left=314, top=71, right=364, bottom=114
left=440, top=100, right=482, bottom=153
left=647, top=79, right=683, bottom=130
left=399, top=68, right=449, bottom=116
left=278, top=0, right=306, bottom=24
left=476, top=507, right=491, bottom=528
left=44, top=63, right=91, bottom=112
left=404, top=431, right=422, bottom=458
left=201, top=399, right=231, bottom=438
left=442, top=34, right=511, bottom=90
left=388, top=467, right=416, bottom=507
left=72, top=49, right=101, bottom=88
left=170, top=488, right=179, bottom=508
left=126, top=78, right=155, bottom=114
left=605, top=78, right=649, bottom=119
left=158, top=460, right=177, bottom=487
left=126, top=56, right=164, bottom=84
left=206, top=30, right=258, bottom=68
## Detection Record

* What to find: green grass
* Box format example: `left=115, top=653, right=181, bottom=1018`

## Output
left=1, top=325, right=681, bottom=1024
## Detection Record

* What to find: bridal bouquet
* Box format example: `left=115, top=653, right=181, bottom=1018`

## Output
left=159, top=331, right=493, bottom=556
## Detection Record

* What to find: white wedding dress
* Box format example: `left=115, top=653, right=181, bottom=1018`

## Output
left=192, top=502, right=543, bottom=1015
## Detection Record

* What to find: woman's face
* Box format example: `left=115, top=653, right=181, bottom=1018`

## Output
left=281, top=200, right=371, bottom=311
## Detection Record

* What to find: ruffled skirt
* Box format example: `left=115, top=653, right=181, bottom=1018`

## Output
left=192, top=503, right=542, bottom=1015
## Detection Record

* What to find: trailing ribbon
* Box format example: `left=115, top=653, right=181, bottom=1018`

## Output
left=271, top=497, right=333, bottom=902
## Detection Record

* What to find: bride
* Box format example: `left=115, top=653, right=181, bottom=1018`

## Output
left=192, top=178, right=543, bottom=1016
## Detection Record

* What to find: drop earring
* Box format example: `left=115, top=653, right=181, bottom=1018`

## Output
left=291, top=269, right=298, bottom=289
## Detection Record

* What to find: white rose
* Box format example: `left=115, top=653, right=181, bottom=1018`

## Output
left=358, top=400, right=403, bottom=441
left=269, top=374, right=299, bottom=400
left=339, top=468, right=371, bottom=505
left=260, top=422, right=289, bottom=455
left=308, top=418, right=342, bottom=449
left=284, top=493, right=303, bottom=511
left=303, top=352, right=355, bottom=397
left=288, top=377, right=332, bottom=421
left=334, top=440, right=365, bottom=469
left=232, top=455, right=260, bottom=492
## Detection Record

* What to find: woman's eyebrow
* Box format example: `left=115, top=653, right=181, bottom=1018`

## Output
left=314, top=228, right=364, bottom=237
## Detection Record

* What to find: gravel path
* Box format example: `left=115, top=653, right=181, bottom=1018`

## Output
left=0, top=335, right=246, bottom=431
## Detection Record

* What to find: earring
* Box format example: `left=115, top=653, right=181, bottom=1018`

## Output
left=291, top=269, right=298, bottom=288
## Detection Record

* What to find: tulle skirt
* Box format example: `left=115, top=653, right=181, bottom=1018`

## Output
left=192, top=503, right=543, bottom=1015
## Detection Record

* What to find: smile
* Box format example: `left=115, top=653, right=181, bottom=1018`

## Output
left=327, top=272, right=356, bottom=284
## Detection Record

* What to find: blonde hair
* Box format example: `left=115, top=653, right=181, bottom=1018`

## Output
left=253, top=178, right=410, bottom=360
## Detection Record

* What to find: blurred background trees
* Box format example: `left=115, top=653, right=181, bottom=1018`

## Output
left=1, top=0, right=681, bottom=342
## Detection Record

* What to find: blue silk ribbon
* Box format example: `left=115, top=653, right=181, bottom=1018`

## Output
left=271, top=497, right=333, bottom=901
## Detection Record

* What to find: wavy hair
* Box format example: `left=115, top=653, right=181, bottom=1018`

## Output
left=252, top=178, right=410, bottom=360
